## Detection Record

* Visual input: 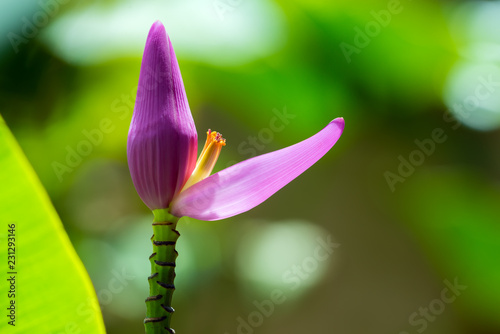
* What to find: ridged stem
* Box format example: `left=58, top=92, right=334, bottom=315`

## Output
left=144, top=209, right=180, bottom=334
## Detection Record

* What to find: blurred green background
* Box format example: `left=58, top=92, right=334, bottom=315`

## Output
left=1, top=0, right=500, bottom=333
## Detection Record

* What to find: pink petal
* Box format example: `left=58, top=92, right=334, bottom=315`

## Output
left=170, top=118, right=344, bottom=220
left=128, top=21, right=197, bottom=210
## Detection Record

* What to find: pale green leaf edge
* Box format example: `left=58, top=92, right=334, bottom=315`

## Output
left=0, top=116, right=106, bottom=333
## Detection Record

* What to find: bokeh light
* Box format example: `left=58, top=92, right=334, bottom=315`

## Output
left=444, top=1, right=500, bottom=131
left=236, top=220, right=337, bottom=299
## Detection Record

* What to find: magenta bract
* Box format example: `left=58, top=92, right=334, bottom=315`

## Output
left=128, top=21, right=345, bottom=219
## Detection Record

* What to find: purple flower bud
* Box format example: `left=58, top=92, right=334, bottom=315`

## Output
left=127, top=21, right=197, bottom=210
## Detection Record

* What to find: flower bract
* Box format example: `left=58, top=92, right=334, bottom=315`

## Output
left=128, top=21, right=345, bottom=221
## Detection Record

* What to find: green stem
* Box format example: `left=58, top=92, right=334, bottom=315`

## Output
left=145, top=209, right=180, bottom=334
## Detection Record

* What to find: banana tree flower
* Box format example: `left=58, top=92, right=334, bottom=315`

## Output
left=127, top=21, right=344, bottom=334
left=128, top=21, right=345, bottom=221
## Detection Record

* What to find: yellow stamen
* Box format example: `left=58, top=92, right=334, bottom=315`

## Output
left=182, top=129, right=226, bottom=192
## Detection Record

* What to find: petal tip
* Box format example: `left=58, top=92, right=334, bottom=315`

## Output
left=152, top=20, right=164, bottom=28
left=146, top=20, right=172, bottom=47
left=330, top=117, right=345, bottom=131
left=150, top=21, right=169, bottom=36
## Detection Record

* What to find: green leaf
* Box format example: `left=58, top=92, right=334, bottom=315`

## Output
left=0, top=116, right=106, bottom=333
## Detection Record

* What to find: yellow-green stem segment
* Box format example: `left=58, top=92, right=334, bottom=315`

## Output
left=145, top=209, right=180, bottom=334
